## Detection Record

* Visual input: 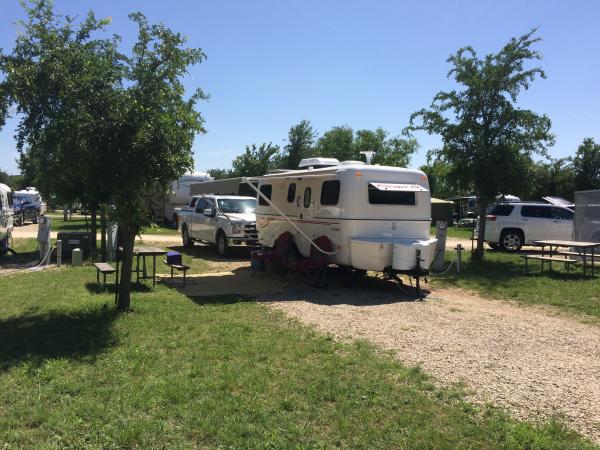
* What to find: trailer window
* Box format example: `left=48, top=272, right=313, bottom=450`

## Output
left=368, top=185, right=416, bottom=205
left=259, top=184, right=272, bottom=206
left=287, top=183, right=296, bottom=203
left=303, top=187, right=311, bottom=208
left=320, top=180, right=340, bottom=205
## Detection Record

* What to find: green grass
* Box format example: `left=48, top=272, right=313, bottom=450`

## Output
left=0, top=247, right=595, bottom=448
left=45, top=214, right=178, bottom=235
left=433, top=250, right=600, bottom=321
left=430, top=226, right=474, bottom=239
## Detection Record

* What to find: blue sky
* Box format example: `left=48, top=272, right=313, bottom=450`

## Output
left=1, top=0, right=599, bottom=174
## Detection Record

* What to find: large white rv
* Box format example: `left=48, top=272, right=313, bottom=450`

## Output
left=250, top=159, right=437, bottom=278
left=0, top=183, right=14, bottom=255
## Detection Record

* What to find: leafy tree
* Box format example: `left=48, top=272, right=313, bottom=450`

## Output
left=1, top=1, right=124, bottom=252
left=355, top=128, right=418, bottom=166
left=283, top=120, right=317, bottom=169
left=1, top=2, right=206, bottom=309
left=316, top=126, right=417, bottom=166
left=316, top=126, right=355, bottom=161
left=207, top=168, right=233, bottom=180
left=229, top=142, right=281, bottom=177
left=0, top=168, right=8, bottom=185
left=526, top=157, right=574, bottom=200
left=109, top=13, right=206, bottom=308
left=572, top=138, right=600, bottom=191
left=420, top=153, right=458, bottom=199
left=406, top=29, right=554, bottom=260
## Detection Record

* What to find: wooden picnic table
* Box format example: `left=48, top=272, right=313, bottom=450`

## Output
left=114, top=246, right=168, bottom=303
left=532, top=240, right=600, bottom=276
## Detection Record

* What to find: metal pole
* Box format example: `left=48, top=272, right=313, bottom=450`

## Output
left=56, top=240, right=62, bottom=267
left=455, top=244, right=462, bottom=273
left=432, top=221, right=448, bottom=271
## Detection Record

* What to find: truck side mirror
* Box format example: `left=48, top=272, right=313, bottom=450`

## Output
left=203, top=207, right=216, bottom=217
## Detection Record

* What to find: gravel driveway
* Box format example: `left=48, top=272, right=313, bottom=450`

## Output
left=267, top=282, right=600, bottom=441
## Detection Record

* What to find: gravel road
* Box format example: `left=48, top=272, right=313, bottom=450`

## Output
left=267, top=283, right=600, bottom=442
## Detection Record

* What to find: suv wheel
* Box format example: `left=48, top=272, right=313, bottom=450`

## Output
left=182, top=226, right=193, bottom=248
left=216, top=231, right=229, bottom=258
left=500, top=230, right=523, bottom=252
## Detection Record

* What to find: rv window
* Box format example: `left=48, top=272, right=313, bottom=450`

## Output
left=287, top=183, right=296, bottom=203
left=320, top=180, right=340, bottom=206
left=259, top=184, right=272, bottom=206
left=303, top=187, right=311, bottom=208
left=368, top=185, right=415, bottom=205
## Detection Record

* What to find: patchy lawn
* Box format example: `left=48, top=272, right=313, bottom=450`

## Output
left=0, top=251, right=594, bottom=448
left=433, top=249, right=600, bottom=321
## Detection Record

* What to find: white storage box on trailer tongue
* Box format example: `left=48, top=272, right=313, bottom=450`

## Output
left=392, top=238, right=438, bottom=271
left=350, top=239, right=393, bottom=272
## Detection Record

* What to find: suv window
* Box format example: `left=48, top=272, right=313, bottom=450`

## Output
left=551, top=207, right=574, bottom=220
left=521, top=205, right=552, bottom=219
left=320, top=180, right=340, bottom=205
left=259, top=185, right=272, bottom=206
left=489, top=204, right=514, bottom=216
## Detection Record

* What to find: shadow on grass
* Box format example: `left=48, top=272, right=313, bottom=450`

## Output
left=53, top=223, right=90, bottom=232
left=0, top=307, right=118, bottom=372
left=439, top=256, right=591, bottom=292
left=84, top=282, right=152, bottom=294
left=166, top=243, right=251, bottom=263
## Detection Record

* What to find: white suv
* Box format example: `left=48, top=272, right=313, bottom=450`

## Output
left=478, top=202, right=574, bottom=252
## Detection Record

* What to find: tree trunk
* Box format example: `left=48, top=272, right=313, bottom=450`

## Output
left=63, top=205, right=68, bottom=222
left=90, top=203, right=98, bottom=260
left=473, top=200, right=488, bottom=261
left=100, top=205, right=107, bottom=262
left=117, top=224, right=136, bottom=310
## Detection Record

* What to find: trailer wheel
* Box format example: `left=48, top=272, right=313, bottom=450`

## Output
left=182, top=225, right=194, bottom=248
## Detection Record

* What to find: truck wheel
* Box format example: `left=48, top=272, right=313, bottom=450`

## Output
left=182, top=226, right=194, bottom=248
left=216, top=231, right=229, bottom=258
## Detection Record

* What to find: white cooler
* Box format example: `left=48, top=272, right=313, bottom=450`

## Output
left=392, top=238, right=438, bottom=271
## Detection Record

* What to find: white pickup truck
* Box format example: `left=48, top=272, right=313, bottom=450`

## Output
left=178, top=195, right=258, bottom=257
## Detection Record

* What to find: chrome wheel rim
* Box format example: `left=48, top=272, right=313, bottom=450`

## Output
left=502, top=233, right=521, bottom=251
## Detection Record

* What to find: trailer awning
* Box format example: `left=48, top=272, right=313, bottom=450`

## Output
left=369, top=182, right=429, bottom=192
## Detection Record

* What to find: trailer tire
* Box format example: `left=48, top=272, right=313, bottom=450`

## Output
left=216, top=230, right=229, bottom=258
left=182, top=225, right=194, bottom=248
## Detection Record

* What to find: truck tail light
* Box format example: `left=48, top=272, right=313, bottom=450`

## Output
left=486, top=215, right=497, bottom=222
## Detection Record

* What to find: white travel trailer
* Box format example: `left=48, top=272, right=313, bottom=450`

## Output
left=0, top=183, right=14, bottom=255
left=146, top=172, right=213, bottom=226
left=249, top=159, right=437, bottom=286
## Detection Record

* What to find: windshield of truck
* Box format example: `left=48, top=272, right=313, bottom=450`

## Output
left=13, top=194, right=28, bottom=205
left=217, top=198, right=257, bottom=214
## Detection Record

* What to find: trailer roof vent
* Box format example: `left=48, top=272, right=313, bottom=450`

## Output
left=298, top=157, right=340, bottom=169
left=340, top=160, right=366, bottom=165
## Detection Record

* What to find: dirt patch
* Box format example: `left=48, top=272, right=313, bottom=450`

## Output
left=266, top=281, right=600, bottom=442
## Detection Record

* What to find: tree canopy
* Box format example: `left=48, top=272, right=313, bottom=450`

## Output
left=406, top=29, right=554, bottom=259
left=572, top=138, right=600, bottom=192
left=0, top=1, right=206, bottom=309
